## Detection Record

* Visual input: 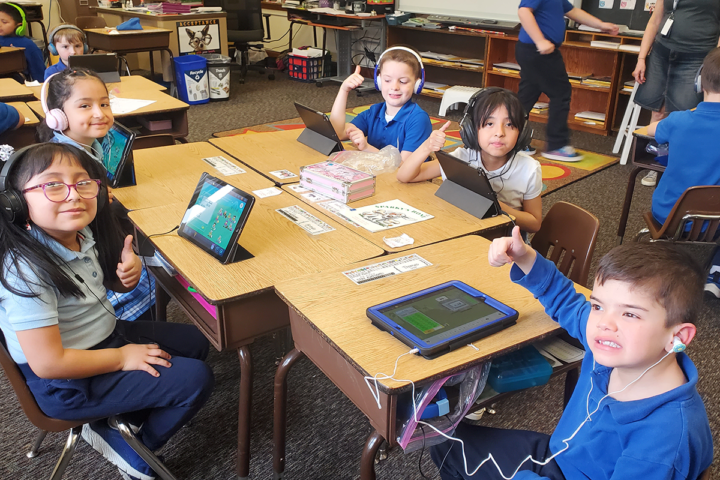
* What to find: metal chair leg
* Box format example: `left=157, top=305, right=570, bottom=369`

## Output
left=27, top=429, right=48, bottom=458
left=49, top=425, right=83, bottom=480
left=113, top=416, right=178, bottom=480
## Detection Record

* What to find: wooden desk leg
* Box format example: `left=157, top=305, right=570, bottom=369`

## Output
left=272, top=348, right=305, bottom=480
left=155, top=283, right=170, bottom=321
left=616, top=166, right=644, bottom=245
left=237, top=346, right=253, bottom=480
left=360, top=430, right=384, bottom=480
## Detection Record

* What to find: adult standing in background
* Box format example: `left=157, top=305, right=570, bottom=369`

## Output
left=632, top=0, right=720, bottom=186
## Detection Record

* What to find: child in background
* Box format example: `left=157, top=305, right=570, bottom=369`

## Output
left=0, top=2, right=45, bottom=81
left=0, top=143, right=214, bottom=480
left=645, top=47, right=720, bottom=298
left=432, top=229, right=712, bottom=480
left=516, top=0, right=618, bottom=161
left=0, top=102, right=24, bottom=135
left=45, top=24, right=87, bottom=80
left=329, top=46, right=432, bottom=161
left=38, top=68, right=157, bottom=322
left=397, top=88, right=542, bottom=233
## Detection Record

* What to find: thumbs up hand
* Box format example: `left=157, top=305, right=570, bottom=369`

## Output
left=341, top=65, right=365, bottom=93
left=116, top=235, right=142, bottom=289
left=488, top=226, right=536, bottom=273
left=424, top=121, right=451, bottom=152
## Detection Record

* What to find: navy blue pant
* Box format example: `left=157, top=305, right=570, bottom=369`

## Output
left=430, top=424, right=566, bottom=480
left=20, top=320, right=214, bottom=451
left=515, top=41, right=572, bottom=151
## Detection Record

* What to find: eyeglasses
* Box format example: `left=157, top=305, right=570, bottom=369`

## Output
left=22, top=179, right=102, bottom=203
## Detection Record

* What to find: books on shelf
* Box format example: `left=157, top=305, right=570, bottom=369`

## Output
left=568, top=71, right=591, bottom=84
left=579, top=24, right=630, bottom=34
left=619, top=44, right=641, bottom=53
left=581, top=76, right=611, bottom=88
left=574, top=111, right=606, bottom=126
left=492, top=62, right=520, bottom=71
left=422, top=82, right=450, bottom=93
left=419, top=52, right=484, bottom=70
left=531, top=102, right=548, bottom=115
left=622, top=80, right=635, bottom=92
left=590, top=40, right=620, bottom=49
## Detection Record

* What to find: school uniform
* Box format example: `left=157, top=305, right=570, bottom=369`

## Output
left=0, top=35, right=45, bottom=82
left=45, top=60, right=68, bottom=80
left=516, top=0, right=574, bottom=151
left=0, top=227, right=214, bottom=453
left=350, top=100, right=432, bottom=153
left=0, top=102, right=20, bottom=135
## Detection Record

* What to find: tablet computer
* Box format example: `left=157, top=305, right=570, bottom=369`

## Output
left=178, top=173, right=255, bottom=264
left=69, top=54, right=121, bottom=83
left=435, top=150, right=501, bottom=220
left=366, top=281, right=518, bottom=359
left=294, top=102, right=344, bottom=155
left=101, top=122, right=136, bottom=188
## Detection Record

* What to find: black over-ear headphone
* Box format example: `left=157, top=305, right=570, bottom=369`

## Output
left=0, top=144, right=107, bottom=225
left=459, top=87, right=531, bottom=156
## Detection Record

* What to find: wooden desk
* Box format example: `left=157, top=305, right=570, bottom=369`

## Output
left=284, top=172, right=512, bottom=252
left=273, top=235, right=583, bottom=479
left=0, top=78, right=35, bottom=102
left=28, top=87, right=190, bottom=141
left=0, top=47, right=27, bottom=76
left=210, top=129, right=335, bottom=185
left=0, top=102, right=39, bottom=149
left=115, top=142, right=384, bottom=479
left=28, top=75, right=166, bottom=100
left=84, top=27, right=172, bottom=81
left=616, top=126, right=667, bottom=244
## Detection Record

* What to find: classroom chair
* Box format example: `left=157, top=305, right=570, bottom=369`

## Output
left=531, top=201, right=600, bottom=287
left=0, top=331, right=178, bottom=480
left=131, top=134, right=176, bottom=150
left=438, top=86, right=482, bottom=117
left=637, top=186, right=720, bottom=243
left=612, top=81, right=642, bottom=165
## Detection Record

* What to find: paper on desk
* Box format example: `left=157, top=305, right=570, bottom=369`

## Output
left=301, top=191, right=331, bottom=202
left=202, top=156, right=245, bottom=176
left=316, top=200, right=361, bottom=227
left=383, top=233, right=414, bottom=248
left=276, top=205, right=335, bottom=235
left=110, top=97, right=156, bottom=114
left=534, top=338, right=585, bottom=363
left=342, top=254, right=432, bottom=285
left=269, top=169, right=298, bottom=179
left=288, top=184, right=310, bottom=193
left=24, top=80, right=41, bottom=87
left=253, top=187, right=283, bottom=198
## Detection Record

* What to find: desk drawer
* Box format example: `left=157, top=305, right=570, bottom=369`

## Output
left=86, top=31, right=171, bottom=52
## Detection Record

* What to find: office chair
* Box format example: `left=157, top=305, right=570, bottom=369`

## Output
left=205, top=0, right=273, bottom=83
left=637, top=186, right=720, bottom=243
left=0, top=331, right=178, bottom=480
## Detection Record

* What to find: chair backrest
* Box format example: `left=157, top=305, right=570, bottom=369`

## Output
left=0, top=331, right=80, bottom=432
left=75, top=16, right=107, bottom=30
left=204, top=0, right=262, bottom=33
left=531, top=201, right=600, bottom=287
left=131, top=134, right=176, bottom=151
left=647, top=186, right=720, bottom=242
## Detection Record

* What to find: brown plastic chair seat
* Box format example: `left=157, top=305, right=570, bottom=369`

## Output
left=642, top=186, right=720, bottom=242
left=75, top=16, right=107, bottom=30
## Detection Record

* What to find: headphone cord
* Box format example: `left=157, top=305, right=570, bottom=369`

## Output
left=138, top=225, right=179, bottom=322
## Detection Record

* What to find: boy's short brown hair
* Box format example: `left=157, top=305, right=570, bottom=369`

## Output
left=595, top=242, right=704, bottom=326
left=52, top=25, right=85, bottom=46
left=377, top=46, right=421, bottom=80
left=701, top=47, right=720, bottom=94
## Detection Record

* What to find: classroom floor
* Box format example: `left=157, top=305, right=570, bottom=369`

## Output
left=0, top=71, right=718, bottom=480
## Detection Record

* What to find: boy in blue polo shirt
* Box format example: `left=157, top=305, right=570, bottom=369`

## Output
left=517, top=0, right=617, bottom=161
left=646, top=47, right=720, bottom=298
left=329, top=46, right=432, bottom=161
left=0, top=3, right=45, bottom=82
left=0, top=102, right=24, bottom=135
left=44, top=24, right=87, bottom=79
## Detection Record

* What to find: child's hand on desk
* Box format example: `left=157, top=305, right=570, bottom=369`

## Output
left=116, top=235, right=142, bottom=289
left=536, top=39, right=555, bottom=55
left=346, top=123, right=368, bottom=150
left=119, top=343, right=172, bottom=377
left=423, top=121, right=451, bottom=152
left=341, top=65, right=365, bottom=93
left=488, top=226, right=536, bottom=274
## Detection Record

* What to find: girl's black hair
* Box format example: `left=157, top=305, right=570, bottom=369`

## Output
left=472, top=88, right=527, bottom=138
left=0, top=143, right=124, bottom=299
left=37, top=68, right=108, bottom=142
left=0, top=3, right=23, bottom=26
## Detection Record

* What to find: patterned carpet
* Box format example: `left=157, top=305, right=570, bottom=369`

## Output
left=213, top=105, right=619, bottom=197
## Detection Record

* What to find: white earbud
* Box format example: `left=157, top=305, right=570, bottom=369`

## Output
left=672, top=336, right=686, bottom=353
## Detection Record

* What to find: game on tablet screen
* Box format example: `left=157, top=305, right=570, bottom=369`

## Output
left=181, top=181, right=249, bottom=258
left=102, top=128, right=130, bottom=180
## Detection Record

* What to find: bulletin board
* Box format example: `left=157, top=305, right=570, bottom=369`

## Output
left=581, top=0, right=656, bottom=32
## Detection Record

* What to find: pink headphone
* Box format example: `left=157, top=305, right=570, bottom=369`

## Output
left=41, top=73, right=69, bottom=132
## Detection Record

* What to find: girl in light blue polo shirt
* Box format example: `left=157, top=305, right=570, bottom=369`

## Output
left=329, top=46, right=433, bottom=161
left=0, top=143, right=214, bottom=480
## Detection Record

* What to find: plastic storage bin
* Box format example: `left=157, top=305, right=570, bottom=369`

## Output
left=287, top=54, right=329, bottom=82
left=487, top=346, right=553, bottom=393
left=173, top=55, right=210, bottom=105
left=200, top=53, right=232, bottom=101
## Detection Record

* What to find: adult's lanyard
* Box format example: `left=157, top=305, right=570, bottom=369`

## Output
left=672, top=0, right=679, bottom=12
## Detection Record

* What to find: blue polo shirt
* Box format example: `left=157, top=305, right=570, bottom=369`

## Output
left=45, top=60, right=68, bottom=80
left=0, top=35, right=46, bottom=81
left=652, top=102, right=720, bottom=224
left=0, top=102, right=20, bottom=135
left=519, top=0, right=574, bottom=45
left=350, top=100, right=432, bottom=153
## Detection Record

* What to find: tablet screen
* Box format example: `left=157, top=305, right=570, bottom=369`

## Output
left=179, top=175, right=252, bottom=261
left=101, top=124, right=133, bottom=182
left=378, top=285, right=507, bottom=344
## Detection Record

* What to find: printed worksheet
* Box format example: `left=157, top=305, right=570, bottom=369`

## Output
left=342, top=199, right=434, bottom=233
left=342, top=254, right=433, bottom=285
left=276, top=206, right=335, bottom=235
left=202, top=156, right=246, bottom=176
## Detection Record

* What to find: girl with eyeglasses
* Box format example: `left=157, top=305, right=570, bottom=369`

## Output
left=0, top=143, right=214, bottom=480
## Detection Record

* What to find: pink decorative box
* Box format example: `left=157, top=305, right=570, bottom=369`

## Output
left=299, top=161, right=375, bottom=204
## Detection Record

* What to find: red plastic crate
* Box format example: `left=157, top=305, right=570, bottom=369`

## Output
left=287, top=55, right=326, bottom=82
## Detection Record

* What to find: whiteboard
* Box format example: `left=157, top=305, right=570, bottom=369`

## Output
left=396, top=0, right=522, bottom=22
left=396, top=0, right=583, bottom=23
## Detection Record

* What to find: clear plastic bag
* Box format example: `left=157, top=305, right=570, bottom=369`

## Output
left=328, top=145, right=402, bottom=176
left=396, top=362, right=491, bottom=453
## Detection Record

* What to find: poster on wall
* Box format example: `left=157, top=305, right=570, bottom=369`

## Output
left=177, top=19, right=221, bottom=55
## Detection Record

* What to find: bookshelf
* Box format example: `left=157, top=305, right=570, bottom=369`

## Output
left=387, top=25, right=646, bottom=136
